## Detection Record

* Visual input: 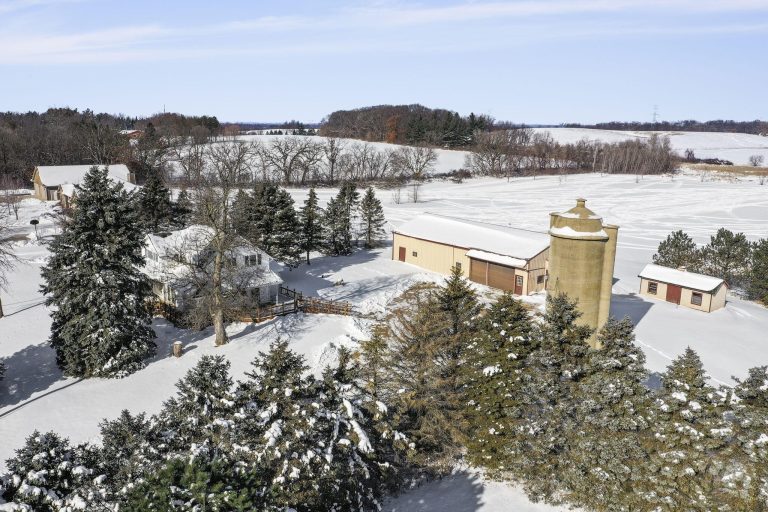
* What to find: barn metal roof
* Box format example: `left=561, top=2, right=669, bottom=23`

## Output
left=393, top=213, right=550, bottom=261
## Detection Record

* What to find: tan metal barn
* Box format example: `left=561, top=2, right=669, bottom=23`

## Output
left=391, top=214, right=550, bottom=295
left=32, top=164, right=135, bottom=203
left=638, top=264, right=727, bottom=312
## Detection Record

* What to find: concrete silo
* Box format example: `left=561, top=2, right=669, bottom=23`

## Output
left=546, top=199, right=619, bottom=347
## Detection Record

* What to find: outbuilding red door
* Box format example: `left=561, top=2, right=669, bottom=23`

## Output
left=514, top=275, right=524, bottom=295
left=666, top=284, right=682, bottom=304
left=398, top=247, right=406, bottom=262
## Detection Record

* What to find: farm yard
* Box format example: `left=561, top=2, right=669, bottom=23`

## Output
left=1, top=169, right=767, bottom=510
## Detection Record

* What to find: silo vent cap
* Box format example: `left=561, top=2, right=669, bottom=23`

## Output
left=576, top=198, right=587, bottom=207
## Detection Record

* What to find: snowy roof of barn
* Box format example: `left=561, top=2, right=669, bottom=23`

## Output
left=638, top=264, right=725, bottom=292
left=35, top=164, right=132, bottom=188
left=393, top=213, right=550, bottom=260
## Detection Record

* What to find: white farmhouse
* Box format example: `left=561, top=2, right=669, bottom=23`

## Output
left=140, top=225, right=282, bottom=309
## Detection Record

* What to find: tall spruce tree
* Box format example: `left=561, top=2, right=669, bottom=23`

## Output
left=647, top=347, right=729, bottom=511
left=359, top=186, right=386, bottom=249
left=40, top=166, right=156, bottom=377
left=463, top=293, right=536, bottom=474
left=323, top=182, right=360, bottom=255
left=384, top=283, right=464, bottom=471
left=298, top=187, right=323, bottom=264
left=136, top=171, right=177, bottom=234
left=748, top=238, right=768, bottom=304
left=653, top=230, right=701, bottom=271
left=702, top=228, right=752, bottom=285
left=174, top=188, right=194, bottom=228
left=513, top=293, right=593, bottom=502
left=563, top=318, right=653, bottom=511
left=271, top=187, right=302, bottom=267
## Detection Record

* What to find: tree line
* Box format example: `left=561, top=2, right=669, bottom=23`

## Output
left=0, top=108, right=221, bottom=184
left=465, top=129, right=677, bottom=177
left=566, top=119, right=768, bottom=136
left=319, top=104, right=495, bottom=148
left=653, top=228, right=768, bottom=303
left=3, top=268, right=767, bottom=510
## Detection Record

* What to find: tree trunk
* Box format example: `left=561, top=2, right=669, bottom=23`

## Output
left=211, top=250, right=228, bottom=346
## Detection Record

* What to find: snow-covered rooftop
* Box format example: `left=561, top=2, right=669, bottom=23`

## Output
left=147, top=225, right=215, bottom=256
left=465, top=249, right=527, bottom=269
left=638, top=264, right=725, bottom=292
left=35, top=164, right=132, bottom=187
left=393, top=213, right=550, bottom=260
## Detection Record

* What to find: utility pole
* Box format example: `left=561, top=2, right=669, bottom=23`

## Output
left=652, top=105, right=659, bottom=127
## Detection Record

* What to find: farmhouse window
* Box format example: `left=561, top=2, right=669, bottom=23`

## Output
left=647, top=282, right=658, bottom=295
left=691, top=292, right=703, bottom=306
left=258, top=253, right=262, bottom=265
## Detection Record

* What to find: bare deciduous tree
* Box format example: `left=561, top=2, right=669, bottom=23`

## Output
left=174, top=140, right=256, bottom=345
left=392, top=145, right=437, bottom=180
left=322, top=137, right=346, bottom=184
left=749, top=154, right=765, bottom=167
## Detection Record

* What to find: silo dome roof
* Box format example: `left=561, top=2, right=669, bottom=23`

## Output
left=549, top=198, right=608, bottom=240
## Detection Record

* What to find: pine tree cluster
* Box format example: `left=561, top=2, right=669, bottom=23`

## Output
left=653, top=228, right=763, bottom=294
left=1, top=343, right=409, bottom=511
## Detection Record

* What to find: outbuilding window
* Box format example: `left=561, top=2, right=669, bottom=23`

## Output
left=455, top=262, right=462, bottom=270
left=647, top=281, right=658, bottom=295
left=412, top=251, right=418, bottom=257
left=691, top=292, right=703, bottom=306
left=537, top=275, right=545, bottom=284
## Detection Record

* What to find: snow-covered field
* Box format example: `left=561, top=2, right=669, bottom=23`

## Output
left=2, top=170, right=767, bottom=510
left=532, top=127, right=768, bottom=167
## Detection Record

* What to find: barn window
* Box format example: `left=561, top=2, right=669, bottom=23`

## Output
left=412, top=251, right=418, bottom=257
left=515, top=275, right=524, bottom=287
left=455, top=262, right=462, bottom=270
left=537, top=275, right=545, bottom=284
left=691, top=292, right=703, bottom=306
left=647, top=282, right=658, bottom=295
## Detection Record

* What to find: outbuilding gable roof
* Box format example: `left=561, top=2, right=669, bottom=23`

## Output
left=393, top=213, right=550, bottom=261
left=638, top=264, right=725, bottom=292
left=35, top=164, right=132, bottom=188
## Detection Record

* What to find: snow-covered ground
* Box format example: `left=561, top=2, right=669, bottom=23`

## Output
left=2, top=171, right=767, bottom=510
left=532, top=127, right=768, bottom=167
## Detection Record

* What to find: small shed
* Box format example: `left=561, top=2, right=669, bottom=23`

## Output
left=638, top=263, right=727, bottom=312
left=392, top=213, right=550, bottom=295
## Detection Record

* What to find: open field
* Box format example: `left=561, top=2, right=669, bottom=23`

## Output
left=2, top=170, right=767, bottom=510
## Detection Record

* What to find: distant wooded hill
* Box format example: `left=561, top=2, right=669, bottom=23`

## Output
left=319, top=104, right=500, bottom=148
left=565, top=119, right=768, bottom=135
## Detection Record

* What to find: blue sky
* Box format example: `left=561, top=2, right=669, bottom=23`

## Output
left=1, top=0, right=767, bottom=124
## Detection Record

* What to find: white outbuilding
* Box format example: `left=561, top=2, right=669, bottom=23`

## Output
left=638, top=263, right=727, bottom=313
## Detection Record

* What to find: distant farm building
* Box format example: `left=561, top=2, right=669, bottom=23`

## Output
left=32, top=164, right=136, bottom=204
left=638, top=264, right=727, bottom=313
left=392, top=199, right=619, bottom=347
left=392, top=213, right=550, bottom=295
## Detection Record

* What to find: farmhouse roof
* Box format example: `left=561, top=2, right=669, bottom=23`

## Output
left=35, top=164, right=132, bottom=188
left=393, top=213, right=550, bottom=260
left=638, top=264, right=725, bottom=292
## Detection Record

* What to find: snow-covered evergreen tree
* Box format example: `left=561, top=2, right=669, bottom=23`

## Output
left=385, top=283, right=464, bottom=471
left=702, top=228, right=752, bottom=285
left=463, top=293, right=535, bottom=474
left=563, top=318, right=653, bottom=511
left=513, top=293, right=593, bottom=502
left=40, top=166, right=156, bottom=378
left=727, top=365, right=768, bottom=509
left=174, top=188, right=194, bottom=228
left=136, top=171, right=178, bottom=234
left=1, top=431, right=105, bottom=511
left=647, top=347, right=729, bottom=510
left=298, top=187, right=323, bottom=264
left=98, top=409, right=154, bottom=498
left=270, top=187, right=302, bottom=267
left=323, top=183, right=359, bottom=256
left=653, top=230, right=701, bottom=271
left=313, top=347, right=402, bottom=512
left=748, top=238, right=768, bottom=304
left=359, top=186, right=386, bottom=249
left=158, top=355, right=236, bottom=452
